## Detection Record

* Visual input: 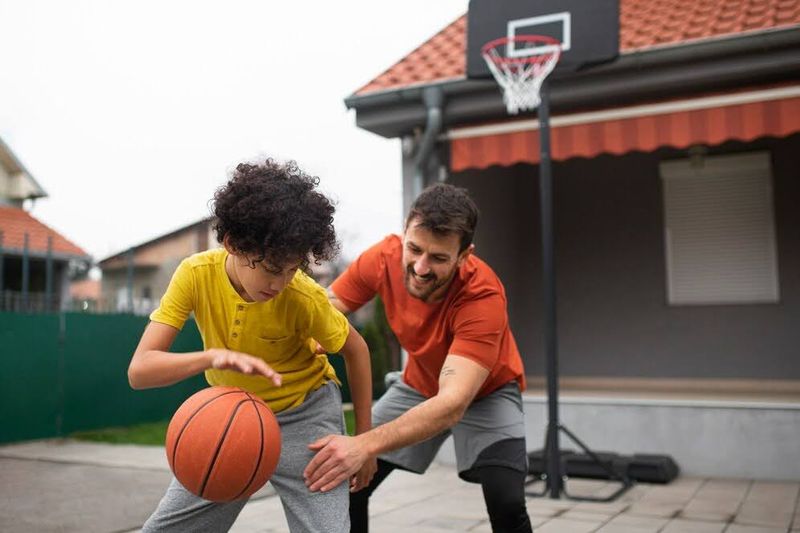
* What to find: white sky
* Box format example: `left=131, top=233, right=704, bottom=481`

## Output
left=0, top=0, right=468, bottom=263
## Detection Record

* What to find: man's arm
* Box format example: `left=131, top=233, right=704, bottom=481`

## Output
left=327, top=287, right=354, bottom=314
left=303, top=353, right=489, bottom=492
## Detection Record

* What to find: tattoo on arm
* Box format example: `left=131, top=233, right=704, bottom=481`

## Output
left=440, top=365, right=456, bottom=377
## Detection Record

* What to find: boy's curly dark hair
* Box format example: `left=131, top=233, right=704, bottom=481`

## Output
left=212, top=159, right=339, bottom=269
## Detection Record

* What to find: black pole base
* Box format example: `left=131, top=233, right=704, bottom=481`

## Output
left=524, top=423, right=634, bottom=503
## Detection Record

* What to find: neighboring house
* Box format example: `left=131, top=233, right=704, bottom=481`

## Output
left=345, top=1, right=800, bottom=479
left=0, top=136, right=91, bottom=312
left=98, top=218, right=217, bottom=315
left=69, top=278, right=101, bottom=312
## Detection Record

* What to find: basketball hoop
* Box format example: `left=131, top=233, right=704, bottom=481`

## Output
left=481, top=35, right=561, bottom=115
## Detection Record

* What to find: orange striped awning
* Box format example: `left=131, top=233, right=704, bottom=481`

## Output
left=449, top=86, right=800, bottom=172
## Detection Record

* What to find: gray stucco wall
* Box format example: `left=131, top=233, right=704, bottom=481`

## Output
left=450, top=134, right=800, bottom=380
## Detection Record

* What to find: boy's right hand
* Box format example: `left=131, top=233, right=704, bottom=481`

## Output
left=208, top=349, right=282, bottom=386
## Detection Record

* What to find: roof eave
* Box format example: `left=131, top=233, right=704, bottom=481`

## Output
left=344, top=26, right=800, bottom=138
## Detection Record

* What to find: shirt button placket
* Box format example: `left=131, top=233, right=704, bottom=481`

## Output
left=232, top=304, right=245, bottom=348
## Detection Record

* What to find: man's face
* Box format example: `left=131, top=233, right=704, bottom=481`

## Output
left=402, top=219, right=472, bottom=303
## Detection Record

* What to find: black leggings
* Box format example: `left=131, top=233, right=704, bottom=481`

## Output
left=349, top=459, right=532, bottom=533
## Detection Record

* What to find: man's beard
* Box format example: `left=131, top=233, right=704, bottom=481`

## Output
left=404, top=264, right=452, bottom=302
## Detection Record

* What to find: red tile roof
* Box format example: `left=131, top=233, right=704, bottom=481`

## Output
left=0, top=206, right=89, bottom=258
left=356, top=0, right=800, bottom=95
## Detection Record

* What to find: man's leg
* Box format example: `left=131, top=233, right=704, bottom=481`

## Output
left=349, top=459, right=397, bottom=533
left=475, top=463, right=532, bottom=532
left=451, top=382, right=532, bottom=532
left=354, top=378, right=450, bottom=532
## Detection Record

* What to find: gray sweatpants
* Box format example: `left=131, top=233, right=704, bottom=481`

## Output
left=142, top=381, right=349, bottom=533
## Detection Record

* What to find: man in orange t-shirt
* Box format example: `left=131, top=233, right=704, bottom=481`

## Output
left=304, top=184, right=532, bottom=533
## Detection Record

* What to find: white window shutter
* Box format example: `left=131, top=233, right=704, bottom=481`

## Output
left=660, top=151, right=779, bottom=305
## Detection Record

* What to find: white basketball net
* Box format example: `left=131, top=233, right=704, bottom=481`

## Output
left=482, top=36, right=561, bottom=115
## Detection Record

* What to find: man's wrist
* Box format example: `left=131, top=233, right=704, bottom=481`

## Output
left=353, top=432, right=378, bottom=458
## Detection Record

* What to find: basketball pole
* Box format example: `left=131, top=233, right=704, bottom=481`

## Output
left=537, top=79, right=563, bottom=499
left=532, top=78, right=633, bottom=503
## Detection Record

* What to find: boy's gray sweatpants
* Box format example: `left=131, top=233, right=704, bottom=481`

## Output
left=142, top=381, right=349, bottom=533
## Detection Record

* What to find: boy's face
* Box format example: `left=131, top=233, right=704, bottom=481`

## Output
left=401, top=218, right=473, bottom=303
left=225, top=248, right=300, bottom=303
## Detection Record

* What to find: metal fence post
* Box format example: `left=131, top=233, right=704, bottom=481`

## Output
left=22, top=233, right=30, bottom=312
left=126, top=248, right=134, bottom=313
left=46, top=235, right=54, bottom=312
left=0, top=230, right=4, bottom=310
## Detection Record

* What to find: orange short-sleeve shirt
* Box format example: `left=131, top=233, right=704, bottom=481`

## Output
left=331, top=235, right=526, bottom=399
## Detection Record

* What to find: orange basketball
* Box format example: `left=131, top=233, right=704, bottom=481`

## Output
left=165, top=386, right=281, bottom=502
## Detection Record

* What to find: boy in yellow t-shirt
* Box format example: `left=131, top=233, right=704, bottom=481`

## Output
left=127, top=159, right=375, bottom=533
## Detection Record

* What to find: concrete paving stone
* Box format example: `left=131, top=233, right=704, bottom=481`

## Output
left=559, top=509, right=615, bottom=524
left=696, top=479, right=752, bottom=501
left=614, top=483, right=652, bottom=503
left=638, top=478, right=704, bottom=503
left=603, top=512, right=670, bottom=531
left=417, top=516, right=486, bottom=530
left=536, top=517, right=604, bottom=532
left=626, top=500, right=684, bottom=518
left=682, top=479, right=751, bottom=522
left=595, top=524, right=659, bottom=533
left=723, top=524, right=789, bottom=533
left=735, top=481, right=799, bottom=528
left=571, top=501, right=631, bottom=516
left=0, top=439, right=170, bottom=471
left=0, top=456, right=172, bottom=533
left=661, top=517, right=727, bottom=533
left=526, top=496, right=577, bottom=513
left=468, top=520, right=493, bottom=532
left=371, top=506, right=432, bottom=529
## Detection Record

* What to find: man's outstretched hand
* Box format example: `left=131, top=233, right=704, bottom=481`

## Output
left=304, top=434, right=376, bottom=493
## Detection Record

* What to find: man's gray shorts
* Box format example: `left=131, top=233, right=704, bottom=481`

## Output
left=373, top=377, right=528, bottom=482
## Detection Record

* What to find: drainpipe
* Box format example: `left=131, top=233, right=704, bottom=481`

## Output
left=413, top=86, right=444, bottom=197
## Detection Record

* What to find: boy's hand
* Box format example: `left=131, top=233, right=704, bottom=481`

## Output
left=209, top=349, right=282, bottom=386
left=350, top=457, right=377, bottom=493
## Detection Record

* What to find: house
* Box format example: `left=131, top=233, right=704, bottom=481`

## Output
left=0, top=136, right=91, bottom=312
left=98, top=218, right=217, bottom=315
left=98, top=216, right=349, bottom=315
left=344, top=0, right=800, bottom=479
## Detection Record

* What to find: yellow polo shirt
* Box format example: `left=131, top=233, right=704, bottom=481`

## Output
left=150, top=248, right=348, bottom=413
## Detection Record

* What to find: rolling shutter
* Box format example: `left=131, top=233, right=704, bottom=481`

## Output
left=660, top=151, right=779, bottom=305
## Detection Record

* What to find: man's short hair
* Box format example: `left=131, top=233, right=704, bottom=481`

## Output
left=405, top=183, right=479, bottom=252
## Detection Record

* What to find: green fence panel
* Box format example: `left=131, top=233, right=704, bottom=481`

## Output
left=60, top=313, right=206, bottom=434
left=327, top=354, right=352, bottom=404
left=0, top=312, right=207, bottom=444
left=0, top=311, right=369, bottom=444
left=0, top=312, right=61, bottom=443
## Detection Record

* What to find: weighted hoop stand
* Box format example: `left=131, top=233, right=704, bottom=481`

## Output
left=483, top=38, right=632, bottom=502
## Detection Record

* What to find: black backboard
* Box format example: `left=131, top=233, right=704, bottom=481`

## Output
left=467, top=0, right=620, bottom=78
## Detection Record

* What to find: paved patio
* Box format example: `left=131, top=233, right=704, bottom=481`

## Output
left=1, top=440, right=798, bottom=533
